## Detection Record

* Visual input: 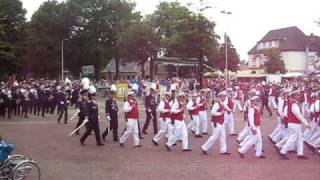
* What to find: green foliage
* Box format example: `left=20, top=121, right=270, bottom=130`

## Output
left=263, top=48, right=287, bottom=74
left=209, top=36, right=240, bottom=72
left=0, top=0, right=26, bottom=79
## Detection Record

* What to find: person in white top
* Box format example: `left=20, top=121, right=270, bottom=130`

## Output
left=165, top=92, right=191, bottom=152
left=238, top=96, right=266, bottom=159
left=279, top=90, right=310, bottom=160
left=187, top=93, right=201, bottom=137
left=196, top=90, right=208, bottom=135
left=233, top=86, right=243, bottom=112
left=269, top=89, right=288, bottom=143
left=224, top=88, right=236, bottom=135
left=201, top=91, right=230, bottom=155
left=152, top=92, right=173, bottom=145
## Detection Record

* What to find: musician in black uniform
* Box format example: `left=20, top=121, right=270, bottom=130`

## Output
left=57, top=86, right=68, bottom=124
left=75, top=90, right=89, bottom=135
left=142, top=87, right=158, bottom=134
left=0, top=88, right=7, bottom=118
left=102, top=90, right=118, bottom=142
left=80, top=90, right=104, bottom=146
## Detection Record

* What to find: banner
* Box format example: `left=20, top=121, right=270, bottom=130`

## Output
left=116, top=83, right=128, bottom=98
left=159, top=84, right=168, bottom=98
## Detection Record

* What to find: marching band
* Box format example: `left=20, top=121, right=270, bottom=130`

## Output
left=1, top=77, right=320, bottom=159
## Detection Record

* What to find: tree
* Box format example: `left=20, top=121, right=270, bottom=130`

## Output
left=24, top=0, right=68, bottom=78
left=118, top=19, right=158, bottom=78
left=149, top=1, right=219, bottom=78
left=64, top=0, right=137, bottom=79
left=0, top=0, right=26, bottom=79
left=210, top=36, right=240, bottom=72
left=263, top=48, right=287, bottom=74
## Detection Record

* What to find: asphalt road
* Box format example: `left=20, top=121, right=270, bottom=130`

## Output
left=0, top=99, right=319, bottom=180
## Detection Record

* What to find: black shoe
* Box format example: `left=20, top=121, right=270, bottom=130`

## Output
left=268, top=136, right=275, bottom=144
left=297, top=155, right=308, bottom=160
left=280, top=154, right=289, bottom=160
left=220, top=152, right=231, bottom=155
left=229, top=133, right=238, bottom=136
left=173, top=143, right=177, bottom=146
left=102, top=134, right=106, bottom=141
left=306, top=144, right=316, bottom=154
left=97, top=143, right=104, bottom=146
left=80, top=139, right=85, bottom=146
left=75, top=132, right=80, bottom=135
left=201, top=148, right=208, bottom=155
left=195, top=135, right=203, bottom=138
left=165, top=144, right=171, bottom=151
left=142, top=131, right=148, bottom=135
left=238, top=152, right=244, bottom=159
left=64, top=122, right=68, bottom=124
left=119, top=143, right=124, bottom=147
left=182, top=149, right=192, bottom=152
left=258, top=155, right=266, bottom=159
left=191, top=130, right=195, bottom=135
left=135, top=144, right=143, bottom=148
left=139, top=136, right=144, bottom=139
left=152, top=139, right=159, bottom=146
left=202, top=133, right=209, bottom=135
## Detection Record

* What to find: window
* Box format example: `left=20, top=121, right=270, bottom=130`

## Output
left=252, top=58, right=257, bottom=67
left=268, top=41, right=272, bottom=48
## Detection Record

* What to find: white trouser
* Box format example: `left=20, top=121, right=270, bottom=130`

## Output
left=187, top=114, right=200, bottom=135
left=153, top=117, right=173, bottom=143
left=238, top=127, right=263, bottom=157
left=224, top=112, right=235, bottom=134
left=167, top=120, right=189, bottom=150
left=201, top=123, right=227, bottom=153
left=119, top=118, right=139, bottom=146
left=307, top=126, right=320, bottom=144
left=310, top=136, right=320, bottom=148
left=199, top=110, right=208, bottom=133
left=280, top=123, right=304, bottom=156
left=275, top=128, right=293, bottom=150
left=234, top=99, right=243, bottom=112
left=239, top=132, right=251, bottom=147
left=272, top=124, right=286, bottom=143
left=237, top=123, right=250, bottom=142
left=301, top=102, right=309, bottom=119
left=269, top=117, right=282, bottom=139
left=303, top=120, right=317, bottom=141
left=268, top=96, right=277, bottom=109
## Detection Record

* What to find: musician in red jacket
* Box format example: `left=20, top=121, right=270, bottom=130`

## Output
left=152, top=92, right=173, bottom=146
left=238, top=96, right=266, bottom=159
left=119, top=91, right=142, bottom=148
left=279, top=90, right=310, bottom=160
left=201, top=91, right=231, bottom=155
left=165, top=92, right=191, bottom=152
left=224, top=88, right=237, bottom=135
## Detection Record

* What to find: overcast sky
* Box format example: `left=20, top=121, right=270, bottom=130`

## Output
left=21, top=0, right=320, bottom=60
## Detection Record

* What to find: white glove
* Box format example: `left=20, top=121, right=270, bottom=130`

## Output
left=107, top=116, right=111, bottom=121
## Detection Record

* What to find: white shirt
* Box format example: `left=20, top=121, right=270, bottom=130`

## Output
left=314, top=99, right=320, bottom=112
left=211, top=101, right=224, bottom=116
left=187, top=99, right=197, bottom=111
left=248, top=105, right=259, bottom=130
left=291, top=103, right=309, bottom=126
left=158, top=100, right=170, bottom=113
left=171, top=100, right=182, bottom=114
left=123, top=100, right=134, bottom=113
left=277, top=96, right=285, bottom=118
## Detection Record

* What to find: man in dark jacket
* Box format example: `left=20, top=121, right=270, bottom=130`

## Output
left=102, top=90, right=118, bottom=141
left=142, top=87, right=158, bottom=134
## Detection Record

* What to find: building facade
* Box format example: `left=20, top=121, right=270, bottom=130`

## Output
left=248, top=26, right=318, bottom=74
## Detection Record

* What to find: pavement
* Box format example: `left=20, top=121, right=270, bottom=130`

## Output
left=0, top=99, right=319, bottom=180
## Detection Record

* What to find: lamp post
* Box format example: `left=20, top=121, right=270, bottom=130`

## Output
left=61, top=39, right=68, bottom=81
left=221, top=10, right=232, bottom=89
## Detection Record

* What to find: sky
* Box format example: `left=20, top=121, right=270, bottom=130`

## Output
left=21, top=0, right=320, bottom=60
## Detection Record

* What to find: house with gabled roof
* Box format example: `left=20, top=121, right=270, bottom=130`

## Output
left=248, top=26, right=318, bottom=74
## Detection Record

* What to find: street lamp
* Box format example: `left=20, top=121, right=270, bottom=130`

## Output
left=61, top=39, right=68, bottom=81
left=221, top=10, right=232, bottom=89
